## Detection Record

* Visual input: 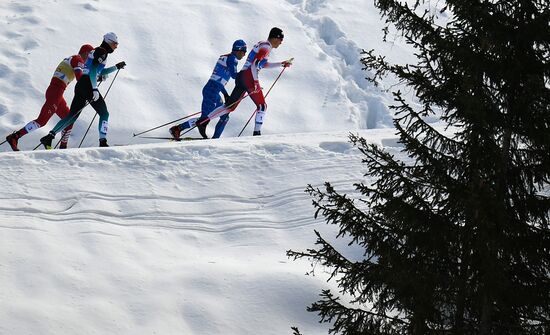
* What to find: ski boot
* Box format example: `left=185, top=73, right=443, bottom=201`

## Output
left=99, top=138, right=109, bottom=147
left=5, top=131, right=21, bottom=151
left=59, top=142, right=68, bottom=149
left=253, top=130, right=261, bottom=136
left=196, top=117, right=210, bottom=139
left=40, top=132, right=55, bottom=150
left=169, top=125, right=181, bottom=141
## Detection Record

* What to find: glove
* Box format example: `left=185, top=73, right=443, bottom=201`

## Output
left=282, top=59, right=293, bottom=68
left=116, top=61, right=126, bottom=69
left=98, top=74, right=108, bottom=82
left=92, top=89, right=100, bottom=101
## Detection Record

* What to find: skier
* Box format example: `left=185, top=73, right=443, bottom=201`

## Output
left=198, top=27, right=292, bottom=137
left=169, top=39, right=247, bottom=140
left=5, top=44, right=94, bottom=151
left=40, top=32, right=126, bottom=149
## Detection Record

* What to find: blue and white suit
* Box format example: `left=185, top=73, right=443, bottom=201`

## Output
left=178, top=52, right=239, bottom=138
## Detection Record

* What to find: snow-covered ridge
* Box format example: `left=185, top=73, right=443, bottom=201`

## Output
left=0, top=130, right=402, bottom=334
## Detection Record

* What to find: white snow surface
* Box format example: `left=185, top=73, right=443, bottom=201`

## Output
left=0, top=1, right=426, bottom=334
left=1, top=130, right=407, bottom=334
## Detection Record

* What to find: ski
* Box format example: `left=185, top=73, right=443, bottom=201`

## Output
left=137, top=136, right=205, bottom=141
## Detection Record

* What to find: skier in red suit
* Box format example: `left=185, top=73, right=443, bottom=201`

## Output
left=199, top=27, right=292, bottom=137
left=5, top=44, right=94, bottom=151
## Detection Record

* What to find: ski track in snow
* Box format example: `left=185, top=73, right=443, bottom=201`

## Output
left=0, top=133, right=372, bottom=236
left=285, top=0, right=392, bottom=129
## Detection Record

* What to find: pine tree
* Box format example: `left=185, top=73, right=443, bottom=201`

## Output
left=288, top=1, right=550, bottom=334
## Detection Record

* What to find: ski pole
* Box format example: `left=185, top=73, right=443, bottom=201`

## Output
left=237, top=64, right=290, bottom=137
left=77, top=69, right=121, bottom=148
left=132, top=111, right=201, bottom=137
left=132, top=77, right=260, bottom=138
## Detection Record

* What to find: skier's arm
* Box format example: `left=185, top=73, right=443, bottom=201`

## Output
left=251, top=47, right=269, bottom=81
left=251, top=59, right=260, bottom=82
left=262, top=58, right=293, bottom=68
left=88, top=64, right=99, bottom=89
left=228, top=55, right=238, bottom=79
left=88, top=49, right=107, bottom=89
left=71, top=56, right=85, bottom=81
left=258, top=59, right=268, bottom=69
left=262, top=61, right=283, bottom=69
left=100, top=65, right=117, bottom=76
left=221, top=87, right=229, bottom=100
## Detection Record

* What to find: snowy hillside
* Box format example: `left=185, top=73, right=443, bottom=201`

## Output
left=0, top=0, right=426, bottom=334
left=0, top=130, right=405, bottom=334
left=0, top=0, right=418, bottom=151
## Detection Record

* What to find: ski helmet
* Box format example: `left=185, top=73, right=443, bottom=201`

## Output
left=78, top=44, right=94, bottom=55
left=268, top=27, right=284, bottom=39
left=232, top=39, right=247, bottom=52
left=103, top=32, right=118, bottom=45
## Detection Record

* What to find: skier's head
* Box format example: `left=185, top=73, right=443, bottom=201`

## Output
left=232, top=39, right=247, bottom=60
left=78, top=44, right=94, bottom=59
left=268, top=27, right=284, bottom=48
left=101, top=32, right=118, bottom=53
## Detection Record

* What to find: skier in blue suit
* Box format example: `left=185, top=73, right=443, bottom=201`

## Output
left=170, top=39, right=247, bottom=139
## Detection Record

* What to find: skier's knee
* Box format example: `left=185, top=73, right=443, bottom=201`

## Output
left=26, top=120, right=42, bottom=132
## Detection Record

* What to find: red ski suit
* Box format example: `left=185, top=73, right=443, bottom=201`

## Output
left=31, top=55, right=85, bottom=133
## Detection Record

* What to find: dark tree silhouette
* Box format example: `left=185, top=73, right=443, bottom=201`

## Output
left=289, top=1, right=550, bottom=334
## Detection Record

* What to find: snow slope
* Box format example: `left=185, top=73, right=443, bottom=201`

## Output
left=0, top=0, right=425, bottom=334
left=0, top=130, right=404, bottom=334
left=0, top=0, right=413, bottom=151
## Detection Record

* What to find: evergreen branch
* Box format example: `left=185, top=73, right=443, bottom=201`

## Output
left=308, top=289, right=409, bottom=335
left=287, top=230, right=355, bottom=282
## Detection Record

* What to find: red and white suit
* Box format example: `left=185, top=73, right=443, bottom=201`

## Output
left=22, top=54, right=85, bottom=145
left=206, top=40, right=286, bottom=134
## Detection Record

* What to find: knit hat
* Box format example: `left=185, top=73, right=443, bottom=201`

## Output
left=232, top=39, right=247, bottom=52
left=268, top=27, right=284, bottom=39
left=103, top=32, right=118, bottom=45
left=78, top=44, right=94, bottom=55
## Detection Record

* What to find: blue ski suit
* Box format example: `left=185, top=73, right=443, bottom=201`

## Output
left=178, top=52, right=240, bottom=138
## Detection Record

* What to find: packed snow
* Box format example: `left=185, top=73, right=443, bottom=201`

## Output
left=0, top=1, right=428, bottom=334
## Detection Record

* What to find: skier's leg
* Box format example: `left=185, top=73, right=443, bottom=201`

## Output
left=19, top=82, right=64, bottom=138
left=195, top=85, right=223, bottom=139
left=248, top=89, right=267, bottom=135
left=225, top=72, right=247, bottom=112
left=56, top=97, right=72, bottom=149
left=50, top=80, right=90, bottom=135
left=210, top=93, right=227, bottom=139
left=213, top=113, right=229, bottom=139
left=91, top=96, right=109, bottom=146
left=3, top=83, right=62, bottom=150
